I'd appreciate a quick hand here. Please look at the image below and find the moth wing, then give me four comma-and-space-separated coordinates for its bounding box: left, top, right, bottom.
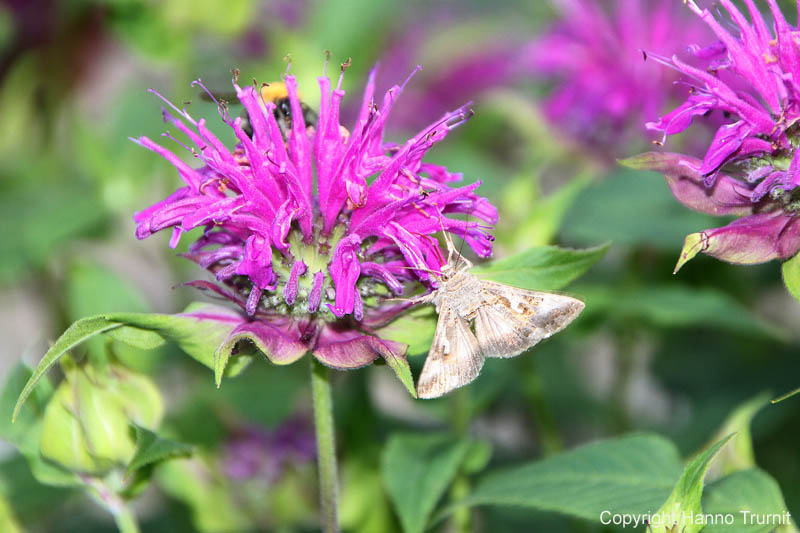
417, 306, 484, 399
474, 281, 584, 359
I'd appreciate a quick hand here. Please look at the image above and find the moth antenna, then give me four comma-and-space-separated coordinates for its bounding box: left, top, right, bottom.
437, 213, 456, 263
454, 214, 471, 269
393, 265, 440, 276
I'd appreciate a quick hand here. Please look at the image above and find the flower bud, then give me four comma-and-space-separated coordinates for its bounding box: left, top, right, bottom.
39, 362, 163, 475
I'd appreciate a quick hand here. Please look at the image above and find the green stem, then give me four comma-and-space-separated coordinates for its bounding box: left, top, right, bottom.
112, 504, 141, 533
81, 476, 140, 533
310, 358, 339, 533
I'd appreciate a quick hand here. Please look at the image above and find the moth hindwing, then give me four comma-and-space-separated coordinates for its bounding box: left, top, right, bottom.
416, 262, 584, 399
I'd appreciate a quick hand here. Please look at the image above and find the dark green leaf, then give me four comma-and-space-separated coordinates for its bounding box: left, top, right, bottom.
125, 425, 193, 478
771, 386, 800, 403
459, 433, 682, 520
576, 284, 785, 338
382, 433, 472, 533
562, 168, 719, 249
471, 243, 610, 291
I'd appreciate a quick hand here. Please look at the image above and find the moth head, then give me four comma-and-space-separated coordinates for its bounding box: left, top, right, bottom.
439, 263, 456, 281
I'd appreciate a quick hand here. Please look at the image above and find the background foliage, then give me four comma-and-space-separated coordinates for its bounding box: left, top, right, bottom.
0, 0, 798, 531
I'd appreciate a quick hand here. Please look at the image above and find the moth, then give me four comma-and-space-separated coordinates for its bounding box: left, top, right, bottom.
409, 234, 585, 399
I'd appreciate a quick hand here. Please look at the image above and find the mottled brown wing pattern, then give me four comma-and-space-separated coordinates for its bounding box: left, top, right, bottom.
417, 307, 484, 399
474, 281, 584, 359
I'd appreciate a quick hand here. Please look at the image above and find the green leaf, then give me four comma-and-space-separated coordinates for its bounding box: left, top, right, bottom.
106, 326, 166, 350
1, 365, 80, 487
125, 425, 193, 478
13, 303, 251, 421
108, 303, 250, 375
382, 433, 472, 533
499, 173, 592, 249
772, 386, 800, 403
470, 243, 610, 291
576, 284, 785, 338
381, 349, 417, 399
12, 316, 121, 422
378, 306, 438, 358
561, 168, 719, 249
781, 252, 800, 303
0, 183, 107, 284
649, 434, 734, 533
156, 458, 253, 532
702, 469, 796, 533
458, 433, 682, 520
0, 364, 53, 451
708, 393, 769, 476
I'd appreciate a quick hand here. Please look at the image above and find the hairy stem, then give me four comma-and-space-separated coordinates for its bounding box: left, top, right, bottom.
310, 358, 339, 533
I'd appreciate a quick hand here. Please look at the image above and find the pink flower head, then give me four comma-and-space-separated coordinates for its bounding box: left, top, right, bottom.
637, 1, 800, 270
525, 0, 713, 154
132, 63, 497, 371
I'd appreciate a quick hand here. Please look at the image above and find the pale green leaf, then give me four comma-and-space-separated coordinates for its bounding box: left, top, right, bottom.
12, 317, 121, 422
707, 393, 769, 476
381, 350, 417, 399
378, 306, 437, 358
382, 433, 472, 533
649, 434, 734, 533
782, 252, 800, 303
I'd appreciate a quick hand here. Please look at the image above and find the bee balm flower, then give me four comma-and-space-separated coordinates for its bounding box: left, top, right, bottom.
525, 0, 713, 155
635, 0, 800, 270
132, 64, 497, 373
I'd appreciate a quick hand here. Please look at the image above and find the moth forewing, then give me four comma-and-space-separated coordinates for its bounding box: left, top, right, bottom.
474, 281, 584, 359
416, 307, 484, 399
414, 231, 584, 398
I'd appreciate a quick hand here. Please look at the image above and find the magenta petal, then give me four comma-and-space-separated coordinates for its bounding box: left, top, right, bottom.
622, 152, 753, 216
328, 234, 362, 317
221, 320, 308, 365
682, 212, 800, 267
313, 326, 406, 369
700, 121, 752, 176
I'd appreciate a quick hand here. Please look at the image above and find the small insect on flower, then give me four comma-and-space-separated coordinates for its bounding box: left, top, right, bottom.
408, 229, 584, 399
200, 68, 319, 140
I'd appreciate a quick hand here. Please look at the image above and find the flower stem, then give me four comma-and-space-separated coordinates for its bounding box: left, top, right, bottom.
81, 475, 140, 533
449, 388, 472, 532
112, 504, 141, 533
310, 357, 339, 533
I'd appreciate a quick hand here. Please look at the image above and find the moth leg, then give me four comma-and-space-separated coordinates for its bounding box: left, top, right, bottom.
385, 292, 434, 305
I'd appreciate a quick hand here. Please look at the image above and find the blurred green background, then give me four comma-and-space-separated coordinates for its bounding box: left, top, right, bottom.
0, 0, 798, 531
